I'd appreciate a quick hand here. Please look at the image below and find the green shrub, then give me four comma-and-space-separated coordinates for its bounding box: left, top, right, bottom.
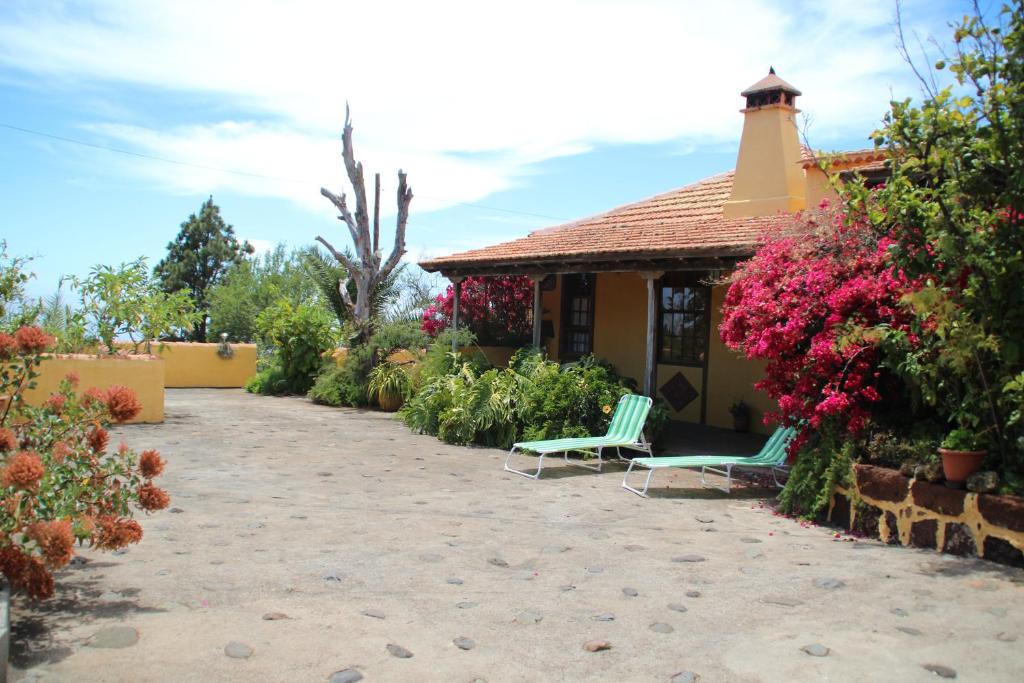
244, 363, 289, 396
308, 357, 370, 407
401, 348, 642, 450
307, 320, 429, 407
249, 300, 336, 395
778, 428, 854, 518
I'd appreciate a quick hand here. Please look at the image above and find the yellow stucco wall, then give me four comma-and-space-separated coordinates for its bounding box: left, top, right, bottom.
153, 342, 257, 388
592, 272, 647, 385
705, 283, 775, 435
542, 277, 562, 360
531, 273, 776, 433
23, 354, 165, 423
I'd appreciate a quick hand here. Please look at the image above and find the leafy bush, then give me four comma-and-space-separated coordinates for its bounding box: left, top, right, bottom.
307, 321, 428, 408
68, 258, 199, 353
401, 348, 643, 450
308, 356, 370, 407
249, 300, 337, 395
0, 326, 170, 599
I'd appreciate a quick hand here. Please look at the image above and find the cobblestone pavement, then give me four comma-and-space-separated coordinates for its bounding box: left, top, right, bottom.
8, 389, 1024, 682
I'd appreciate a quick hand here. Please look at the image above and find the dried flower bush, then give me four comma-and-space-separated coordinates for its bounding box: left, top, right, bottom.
0, 326, 169, 598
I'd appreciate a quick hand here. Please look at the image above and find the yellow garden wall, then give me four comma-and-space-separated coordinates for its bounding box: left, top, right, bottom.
152, 342, 257, 388
23, 354, 165, 423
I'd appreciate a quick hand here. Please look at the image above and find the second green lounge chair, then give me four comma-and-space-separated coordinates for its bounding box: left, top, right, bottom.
621, 426, 796, 496
504, 393, 653, 479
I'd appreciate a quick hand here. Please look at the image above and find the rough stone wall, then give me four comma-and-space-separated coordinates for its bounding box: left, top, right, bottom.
826, 464, 1024, 567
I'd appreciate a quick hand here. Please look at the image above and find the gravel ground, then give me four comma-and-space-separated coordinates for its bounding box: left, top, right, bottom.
7, 389, 1024, 682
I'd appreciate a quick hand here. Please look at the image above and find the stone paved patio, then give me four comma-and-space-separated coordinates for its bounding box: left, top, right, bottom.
8, 389, 1024, 682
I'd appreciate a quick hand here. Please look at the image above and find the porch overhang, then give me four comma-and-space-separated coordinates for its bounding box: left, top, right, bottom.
420, 248, 751, 279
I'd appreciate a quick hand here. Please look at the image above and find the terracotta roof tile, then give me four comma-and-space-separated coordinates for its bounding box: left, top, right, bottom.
419, 147, 891, 273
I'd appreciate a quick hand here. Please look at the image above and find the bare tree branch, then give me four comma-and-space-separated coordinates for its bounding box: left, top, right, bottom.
319, 187, 361, 248
318, 108, 414, 332
381, 169, 412, 278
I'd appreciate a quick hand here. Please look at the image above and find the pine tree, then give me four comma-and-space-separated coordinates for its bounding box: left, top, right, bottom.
155, 197, 253, 341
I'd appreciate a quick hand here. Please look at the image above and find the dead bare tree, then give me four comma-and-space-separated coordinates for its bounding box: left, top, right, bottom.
316, 106, 413, 340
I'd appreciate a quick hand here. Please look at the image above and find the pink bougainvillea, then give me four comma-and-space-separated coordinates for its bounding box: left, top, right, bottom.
422, 275, 534, 345
719, 207, 918, 455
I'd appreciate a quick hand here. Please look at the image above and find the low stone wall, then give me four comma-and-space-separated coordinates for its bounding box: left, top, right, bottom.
23, 354, 164, 423
152, 342, 257, 388
826, 464, 1024, 567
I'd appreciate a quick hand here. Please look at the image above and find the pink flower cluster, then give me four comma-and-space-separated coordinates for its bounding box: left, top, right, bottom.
719, 209, 917, 455
422, 276, 534, 344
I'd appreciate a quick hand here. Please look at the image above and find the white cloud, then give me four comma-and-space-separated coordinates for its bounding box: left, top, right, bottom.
0, 0, 950, 215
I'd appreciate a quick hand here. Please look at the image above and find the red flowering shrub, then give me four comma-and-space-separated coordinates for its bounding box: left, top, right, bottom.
720, 207, 917, 457
422, 276, 534, 345
0, 325, 170, 599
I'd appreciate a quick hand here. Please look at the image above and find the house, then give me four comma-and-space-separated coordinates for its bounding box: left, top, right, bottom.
419, 70, 886, 435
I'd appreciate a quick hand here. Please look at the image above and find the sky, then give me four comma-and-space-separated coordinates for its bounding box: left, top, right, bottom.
0, 0, 967, 299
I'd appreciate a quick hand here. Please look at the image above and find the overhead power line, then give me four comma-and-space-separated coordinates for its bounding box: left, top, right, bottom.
0, 121, 569, 223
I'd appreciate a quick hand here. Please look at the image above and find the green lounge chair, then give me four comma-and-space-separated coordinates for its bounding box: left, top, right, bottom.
621, 426, 796, 496
504, 393, 653, 479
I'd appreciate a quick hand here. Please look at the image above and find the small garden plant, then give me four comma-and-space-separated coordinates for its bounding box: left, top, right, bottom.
0, 326, 170, 599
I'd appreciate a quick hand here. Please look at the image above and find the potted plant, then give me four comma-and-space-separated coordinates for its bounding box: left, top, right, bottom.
367, 361, 412, 412
728, 400, 751, 432
939, 428, 987, 488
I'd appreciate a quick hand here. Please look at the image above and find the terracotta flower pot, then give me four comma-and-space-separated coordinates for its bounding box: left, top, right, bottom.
377, 392, 404, 413
939, 448, 986, 488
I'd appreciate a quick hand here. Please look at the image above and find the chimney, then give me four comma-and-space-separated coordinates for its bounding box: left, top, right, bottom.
721, 67, 806, 219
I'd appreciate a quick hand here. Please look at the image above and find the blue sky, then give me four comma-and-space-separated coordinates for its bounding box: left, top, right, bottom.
0, 0, 966, 299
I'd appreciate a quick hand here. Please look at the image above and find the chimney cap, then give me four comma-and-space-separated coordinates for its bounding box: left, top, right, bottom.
741, 68, 802, 97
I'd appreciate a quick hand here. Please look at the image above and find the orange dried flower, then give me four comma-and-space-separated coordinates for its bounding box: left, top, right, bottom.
46, 393, 66, 414
0, 332, 17, 360
87, 427, 109, 454
0, 546, 55, 600
93, 515, 143, 550
104, 385, 142, 423
0, 428, 16, 452
52, 441, 73, 463
2, 451, 45, 489
15, 326, 55, 354
27, 520, 75, 569
82, 387, 105, 408
138, 482, 170, 511
117, 442, 129, 455
64, 371, 80, 386
139, 450, 165, 478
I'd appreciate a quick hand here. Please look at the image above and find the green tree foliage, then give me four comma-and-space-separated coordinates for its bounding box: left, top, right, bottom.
154, 197, 253, 341
0, 240, 34, 327
300, 248, 405, 331
206, 244, 319, 343
69, 258, 199, 354
850, 2, 1024, 487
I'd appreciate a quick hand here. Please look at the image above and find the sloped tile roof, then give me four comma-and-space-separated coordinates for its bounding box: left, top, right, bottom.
419, 149, 889, 274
